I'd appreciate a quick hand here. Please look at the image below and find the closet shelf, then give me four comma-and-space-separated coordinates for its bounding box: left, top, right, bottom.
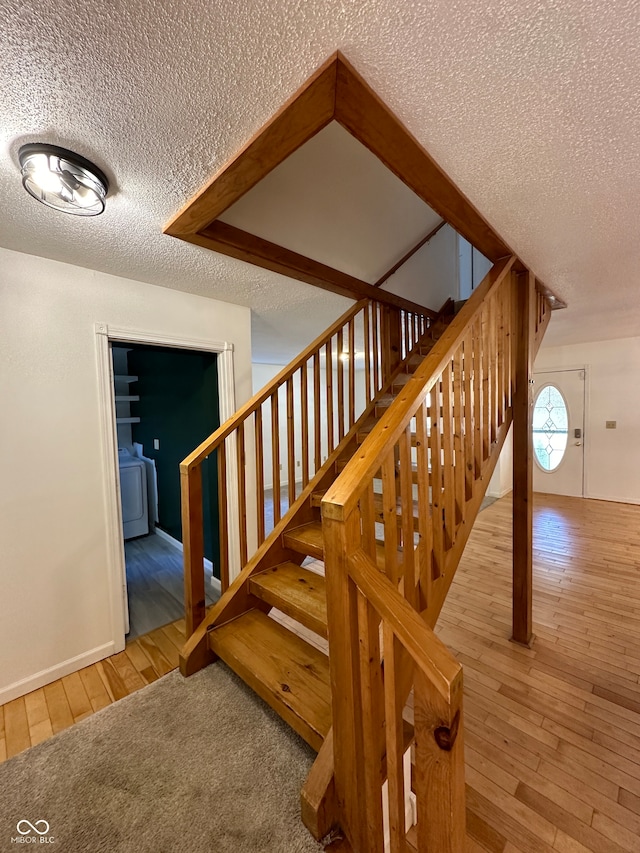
116, 417, 141, 424
114, 375, 138, 383
115, 395, 140, 402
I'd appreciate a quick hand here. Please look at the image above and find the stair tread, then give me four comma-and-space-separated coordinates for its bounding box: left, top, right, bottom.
249, 562, 327, 638
283, 521, 325, 559
283, 521, 401, 572
392, 372, 413, 388
209, 609, 331, 751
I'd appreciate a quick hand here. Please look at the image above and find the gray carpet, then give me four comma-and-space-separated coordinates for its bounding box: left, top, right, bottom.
0, 665, 324, 852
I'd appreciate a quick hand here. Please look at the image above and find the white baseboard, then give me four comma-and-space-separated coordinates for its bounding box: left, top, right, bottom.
486, 486, 512, 499
584, 493, 640, 506
0, 642, 117, 705
153, 527, 222, 595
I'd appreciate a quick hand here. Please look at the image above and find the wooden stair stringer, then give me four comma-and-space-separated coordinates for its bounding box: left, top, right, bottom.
425, 409, 514, 629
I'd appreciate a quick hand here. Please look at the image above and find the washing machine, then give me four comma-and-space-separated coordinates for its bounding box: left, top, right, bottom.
118, 448, 149, 539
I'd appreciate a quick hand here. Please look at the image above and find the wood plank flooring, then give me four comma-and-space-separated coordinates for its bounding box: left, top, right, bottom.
125, 531, 218, 638
0, 618, 186, 764
435, 493, 640, 853
2, 493, 640, 853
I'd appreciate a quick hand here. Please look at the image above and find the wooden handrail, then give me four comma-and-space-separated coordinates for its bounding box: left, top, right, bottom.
182, 288, 440, 471
373, 220, 446, 288
347, 549, 465, 852
182, 299, 367, 470
348, 549, 461, 700
180, 292, 439, 636
322, 254, 517, 522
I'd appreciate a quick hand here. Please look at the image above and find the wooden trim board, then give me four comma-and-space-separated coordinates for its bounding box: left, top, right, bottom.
163, 52, 564, 308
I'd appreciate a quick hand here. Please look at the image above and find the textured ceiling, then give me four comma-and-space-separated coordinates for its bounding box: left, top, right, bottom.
1, 0, 639, 362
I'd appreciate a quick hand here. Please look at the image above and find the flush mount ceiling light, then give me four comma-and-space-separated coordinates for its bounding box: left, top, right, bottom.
18, 143, 109, 216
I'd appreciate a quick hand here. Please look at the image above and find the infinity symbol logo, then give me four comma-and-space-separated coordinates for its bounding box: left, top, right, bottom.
16, 820, 50, 836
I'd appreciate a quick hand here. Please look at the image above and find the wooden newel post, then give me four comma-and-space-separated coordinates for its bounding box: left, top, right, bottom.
323, 508, 367, 852
512, 270, 535, 645
414, 666, 465, 852
181, 463, 206, 638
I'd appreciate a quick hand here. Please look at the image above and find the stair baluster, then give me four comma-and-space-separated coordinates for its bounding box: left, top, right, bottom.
180, 297, 437, 637
319, 256, 556, 851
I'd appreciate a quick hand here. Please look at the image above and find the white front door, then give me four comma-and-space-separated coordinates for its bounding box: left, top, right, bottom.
532, 369, 586, 497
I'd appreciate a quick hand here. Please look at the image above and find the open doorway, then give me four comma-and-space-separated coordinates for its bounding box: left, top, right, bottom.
111, 342, 221, 639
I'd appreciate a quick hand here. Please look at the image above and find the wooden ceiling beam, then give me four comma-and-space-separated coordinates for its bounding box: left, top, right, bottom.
195, 220, 438, 318
164, 51, 565, 310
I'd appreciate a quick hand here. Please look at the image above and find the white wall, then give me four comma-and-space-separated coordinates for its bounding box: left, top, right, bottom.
535, 336, 640, 504
487, 427, 513, 499
0, 247, 252, 702
488, 337, 640, 504
381, 224, 458, 312
457, 235, 492, 300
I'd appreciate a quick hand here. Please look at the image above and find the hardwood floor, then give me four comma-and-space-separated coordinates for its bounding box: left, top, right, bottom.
435, 493, 640, 853
125, 531, 218, 638
0, 618, 186, 764
2, 494, 640, 853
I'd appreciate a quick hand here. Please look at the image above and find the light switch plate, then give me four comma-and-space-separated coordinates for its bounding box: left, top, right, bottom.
153, 438, 160, 449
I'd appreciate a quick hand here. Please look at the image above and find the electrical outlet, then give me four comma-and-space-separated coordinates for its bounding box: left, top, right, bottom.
279, 464, 283, 470
606, 421, 617, 429
153, 438, 160, 450
296, 460, 301, 467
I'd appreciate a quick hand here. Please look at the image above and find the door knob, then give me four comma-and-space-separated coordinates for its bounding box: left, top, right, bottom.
575, 441, 582, 446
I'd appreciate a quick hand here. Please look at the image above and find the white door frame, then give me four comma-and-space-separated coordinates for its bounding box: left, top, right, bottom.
95, 322, 237, 651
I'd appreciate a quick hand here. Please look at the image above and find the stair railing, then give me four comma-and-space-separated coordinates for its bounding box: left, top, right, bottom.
321, 256, 522, 852
534, 281, 553, 355
180, 295, 438, 637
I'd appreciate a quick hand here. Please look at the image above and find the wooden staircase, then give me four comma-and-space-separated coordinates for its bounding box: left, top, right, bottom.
187, 319, 451, 755
177, 266, 555, 853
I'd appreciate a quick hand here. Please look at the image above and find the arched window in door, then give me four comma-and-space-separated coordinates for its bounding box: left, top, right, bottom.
532, 384, 568, 471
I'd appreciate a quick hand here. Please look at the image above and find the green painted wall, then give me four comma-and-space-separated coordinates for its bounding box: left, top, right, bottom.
129, 345, 220, 575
